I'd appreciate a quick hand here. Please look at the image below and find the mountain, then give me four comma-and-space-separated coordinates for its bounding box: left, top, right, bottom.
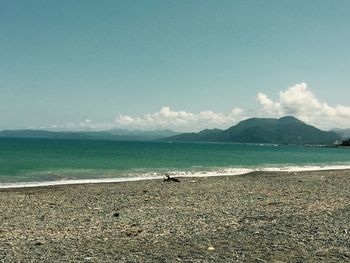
166, 128, 224, 142
107, 129, 178, 138
0, 130, 91, 140
331, 128, 350, 139
165, 116, 340, 145
0, 129, 179, 141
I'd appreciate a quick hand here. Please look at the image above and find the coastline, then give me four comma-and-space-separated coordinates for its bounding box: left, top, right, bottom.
1, 164, 350, 189
1, 169, 350, 262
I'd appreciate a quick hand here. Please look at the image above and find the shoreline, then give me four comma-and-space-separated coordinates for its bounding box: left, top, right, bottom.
1, 164, 350, 190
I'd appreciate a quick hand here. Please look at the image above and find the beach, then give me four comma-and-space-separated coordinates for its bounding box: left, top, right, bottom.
1, 170, 350, 262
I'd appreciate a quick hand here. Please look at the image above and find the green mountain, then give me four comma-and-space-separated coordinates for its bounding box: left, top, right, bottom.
0, 129, 179, 141
165, 116, 340, 145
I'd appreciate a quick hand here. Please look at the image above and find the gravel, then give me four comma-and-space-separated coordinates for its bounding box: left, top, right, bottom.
1, 170, 350, 262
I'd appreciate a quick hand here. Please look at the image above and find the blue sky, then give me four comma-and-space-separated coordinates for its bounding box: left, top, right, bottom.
1, 0, 350, 131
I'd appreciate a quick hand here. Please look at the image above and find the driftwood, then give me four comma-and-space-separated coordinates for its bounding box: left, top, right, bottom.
163, 174, 180, 183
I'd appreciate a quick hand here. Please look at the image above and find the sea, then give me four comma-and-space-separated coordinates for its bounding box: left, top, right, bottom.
0, 138, 349, 188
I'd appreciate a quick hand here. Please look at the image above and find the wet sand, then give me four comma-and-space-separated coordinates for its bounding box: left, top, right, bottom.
1, 170, 350, 262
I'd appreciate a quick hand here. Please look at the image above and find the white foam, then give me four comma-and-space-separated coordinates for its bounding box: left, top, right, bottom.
261, 164, 350, 172
0, 176, 163, 189
1, 164, 350, 189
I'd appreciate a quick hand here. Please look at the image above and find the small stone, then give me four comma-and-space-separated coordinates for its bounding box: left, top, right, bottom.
208, 246, 215, 251
113, 212, 120, 217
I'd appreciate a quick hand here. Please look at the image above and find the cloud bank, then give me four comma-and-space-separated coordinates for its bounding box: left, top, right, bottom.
50, 83, 350, 131
257, 82, 350, 130
49, 107, 246, 132
115, 107, 246, 132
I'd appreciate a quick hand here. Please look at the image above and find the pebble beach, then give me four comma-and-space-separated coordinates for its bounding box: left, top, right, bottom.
1, 170, 350, 262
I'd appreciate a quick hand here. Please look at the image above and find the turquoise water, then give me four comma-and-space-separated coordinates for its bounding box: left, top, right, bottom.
0, 138, 349, 184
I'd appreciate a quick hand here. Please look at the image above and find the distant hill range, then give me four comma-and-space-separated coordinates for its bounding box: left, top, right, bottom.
0, 129, 179, 141
165, 116, 341, 145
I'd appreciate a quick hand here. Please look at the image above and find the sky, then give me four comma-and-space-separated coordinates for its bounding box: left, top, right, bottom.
1, 0, 350, 131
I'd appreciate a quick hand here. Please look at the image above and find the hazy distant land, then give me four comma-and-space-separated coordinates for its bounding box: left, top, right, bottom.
0, 129, 179, 141
0, 116, 347, 146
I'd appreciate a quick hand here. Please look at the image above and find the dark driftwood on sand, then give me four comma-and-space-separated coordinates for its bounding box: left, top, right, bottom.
163, 174, 180, 182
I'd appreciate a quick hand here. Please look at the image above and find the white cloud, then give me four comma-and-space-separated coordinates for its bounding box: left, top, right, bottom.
48, 107, 246, 132
257, 82, 350, 129
115, 106, 246, 132
48, 82, 350, 132
49, 120, 116, 131
256, 92, 281, 115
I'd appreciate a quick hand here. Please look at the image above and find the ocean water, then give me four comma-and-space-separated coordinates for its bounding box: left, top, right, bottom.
0, 138, 349, 187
